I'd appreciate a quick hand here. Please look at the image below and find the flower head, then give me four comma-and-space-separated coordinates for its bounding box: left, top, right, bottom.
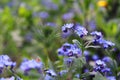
39, 11, 49, 19
94, 60, 110, 73
62, 23, 88, 38
62, 23, 74, 33
57, 43, 82, 57
64, 58, 74, 67
62, 12, 74, 20
107, 76, 116, 80
91, 31, 115, 49
20, 58, 44, 75
58, 70, 68, 76
45, 69, 57, 77
0, 55, 16, 74
102, 56, 112, 63
74, 24, 88, 37
0, 76, 15, 80
90, 31, 103, 39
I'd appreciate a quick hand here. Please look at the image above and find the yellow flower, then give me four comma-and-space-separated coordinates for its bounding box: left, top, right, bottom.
97, 0, 108, 7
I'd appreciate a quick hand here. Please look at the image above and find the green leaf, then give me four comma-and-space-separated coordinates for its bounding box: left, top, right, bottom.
93, 72, 107, 80
72, 39, 82, 48
73, 57, 86, 68
73, 78, 80, 80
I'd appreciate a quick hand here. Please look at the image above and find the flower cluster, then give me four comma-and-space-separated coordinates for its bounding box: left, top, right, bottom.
90, 31, 115, 49
58, 43, 82, 57
0, 76, 15, 80
62, 23, 88, 38
20, 58, 44, 75
58, 43, 82, 67
94, 60, 110, 73
0, 55, 16, 74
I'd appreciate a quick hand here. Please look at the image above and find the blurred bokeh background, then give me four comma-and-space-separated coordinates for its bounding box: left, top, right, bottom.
0, 0, 120, 79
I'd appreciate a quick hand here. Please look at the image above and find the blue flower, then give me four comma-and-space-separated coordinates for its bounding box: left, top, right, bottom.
20, 58, 44, 75
39, 11, 49, 19
91, 31, 115, 49
88, 20, 96, 31
102, 56, 112, 63
90, 31, 103, 39
92, 54, 99, 61
45, 22, 56, 27
84, 50, 90, 56
44, 74, 55, 80
95, 60, 106, 67
62, 23, 88, 38
94, 60, 110, 74
0, 55, 16, 74
45, 69, 57, 77
102, 40, 115, 49
62, 12, 74, 20
41, 0, 58, 10
74, 73, 80, 78
94, 60, 106, 72
64, 58, 74, 67
0, 76, 15, 80
101, 68, 110, 73
57, 43, 82, 57
107, 76, 116, 80
58, 70, 68, 76
74, 24, 88, 38
62, 23, 74, 33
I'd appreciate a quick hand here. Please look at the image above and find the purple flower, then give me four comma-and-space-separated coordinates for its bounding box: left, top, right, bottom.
102, 57, 112, 63
64, 58, 74, 67
39, 11, 49, 19
58, 70, 68, 76
62, 23, 74, 32
94, 60, 106, 72
0, 64, 4, 74
95, 60, 106, 67
90, 31, 103, 39
45, 69, 57, 77
75, 74, 80, 78
41, 0, 58, 10
57, 43, 82, 57
107, 76, 116, 80
101, 68, 110, 73
83, 51, 90, 61
20, 58, 43, 75
88, 20, 96, 31
44, 74, 55, 80
92, 54, 99, 61
0, 76, 15, 80
102, 40, 115, 49
97, 39, 115, 49
62, 12, 74, 20
84, 69, 89, 73
45, 22, 56, 27
74, 24, 88, 38
62, 29, 72, 38
61, 23, 88, 38
0, 55, 16, 74
91, 31, 115, 49
61, 23, 74, 38
83, 50, 90, 56
94, 60, 110, 74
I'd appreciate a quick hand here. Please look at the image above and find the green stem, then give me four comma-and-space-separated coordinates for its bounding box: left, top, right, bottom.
6, 67, 21, 80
